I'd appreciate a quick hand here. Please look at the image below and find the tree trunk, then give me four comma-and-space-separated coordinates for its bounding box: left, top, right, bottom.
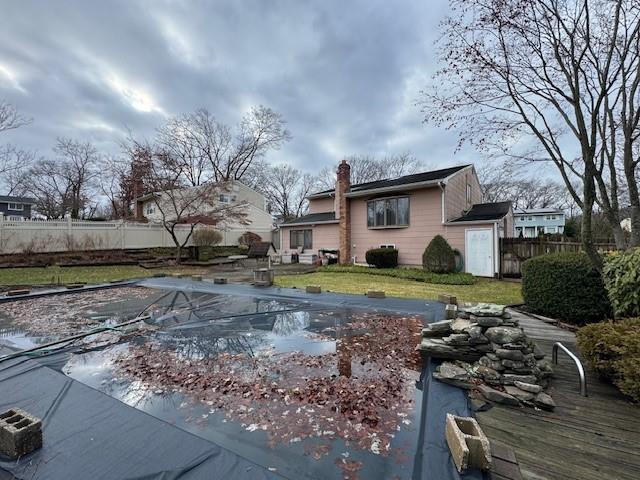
581, 171, 603, 271
175, 245, 182, 265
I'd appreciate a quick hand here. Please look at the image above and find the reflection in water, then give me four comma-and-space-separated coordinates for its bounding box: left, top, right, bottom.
1, 287, 427, 480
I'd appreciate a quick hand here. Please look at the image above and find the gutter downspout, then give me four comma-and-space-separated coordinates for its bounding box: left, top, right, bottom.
439, 182, 446, 224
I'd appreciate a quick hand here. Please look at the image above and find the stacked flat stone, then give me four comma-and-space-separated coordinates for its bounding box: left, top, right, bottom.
419, 303, 555, 410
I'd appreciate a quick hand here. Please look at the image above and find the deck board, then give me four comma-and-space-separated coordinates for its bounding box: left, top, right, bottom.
475, 310, 640, 480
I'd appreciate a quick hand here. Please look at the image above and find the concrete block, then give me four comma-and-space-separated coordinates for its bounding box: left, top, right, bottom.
6, 289, 30, 297
445, 414, 491, 473
367, 290, 385, 299
445, 304, 458, 319
191, 275, 203, 281
306, 285, 322, 294
213, 277, 227, 284
438, 293, 458, 305
0, 408, 43, 459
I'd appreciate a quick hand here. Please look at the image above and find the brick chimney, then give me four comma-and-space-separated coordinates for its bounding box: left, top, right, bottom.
335, 159, 351, 264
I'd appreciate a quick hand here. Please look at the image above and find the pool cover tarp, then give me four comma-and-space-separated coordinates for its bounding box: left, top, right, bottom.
0, 351, 277, 480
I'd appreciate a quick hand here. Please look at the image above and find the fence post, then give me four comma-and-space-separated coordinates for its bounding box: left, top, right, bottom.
120, 220, 126, 249
0, 213, 3, 253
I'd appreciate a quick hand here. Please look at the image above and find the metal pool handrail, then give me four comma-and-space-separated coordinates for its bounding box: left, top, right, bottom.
552, 342, 588, 397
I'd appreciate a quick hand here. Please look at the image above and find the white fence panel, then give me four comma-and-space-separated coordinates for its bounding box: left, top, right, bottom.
0, 215, 272, 254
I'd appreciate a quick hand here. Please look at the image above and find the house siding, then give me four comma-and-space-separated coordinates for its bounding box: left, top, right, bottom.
308, 197, 334, 214
444, 167, 483, 222
350, 187, 471, 265
0, 202, 32, 219
280, 223, 339, 251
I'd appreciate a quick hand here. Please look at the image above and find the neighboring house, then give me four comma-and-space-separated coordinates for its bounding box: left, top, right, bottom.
134, 180, 274, 240
513, 208, 565, 237
278, 161, 513, 277
0, 195, 36, 220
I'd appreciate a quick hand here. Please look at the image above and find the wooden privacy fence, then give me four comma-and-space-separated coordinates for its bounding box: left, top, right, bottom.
499, 237, 617, 278
0, 215, 272, 255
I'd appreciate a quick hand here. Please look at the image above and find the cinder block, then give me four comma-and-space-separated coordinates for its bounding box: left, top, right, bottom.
445, 303, 458, 319
306, 285, 321, 294
367, 290, 385, 299
438, 293, 458, 305
6, 289, 30, 297
213, 277, 227, 285
445, 414, 491, 473
0, 408, 43, 459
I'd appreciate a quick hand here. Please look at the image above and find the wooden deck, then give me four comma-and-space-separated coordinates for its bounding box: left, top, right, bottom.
476, 310, 640, 480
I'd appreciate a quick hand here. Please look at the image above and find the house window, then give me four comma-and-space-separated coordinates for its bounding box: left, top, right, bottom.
219, 194, 231, 203
7, 203, 23, 211
290, 229, 312, 250
466, 184, 472, 204
546, 215, 551, 220
519, 216, 525, 221
551, 215, 556, 220
367, 196, 409, 228
527, 216, 533, 221
146, 205, 155, 215
380, 244, 396, 249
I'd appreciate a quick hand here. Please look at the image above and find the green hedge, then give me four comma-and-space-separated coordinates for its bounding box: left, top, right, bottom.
318, 264, 475, 285
603, 248, 640, 318
521, 251, 611, 325
423, 235, 455, 273
365, 248, 399, 268
577, 318, 640, 402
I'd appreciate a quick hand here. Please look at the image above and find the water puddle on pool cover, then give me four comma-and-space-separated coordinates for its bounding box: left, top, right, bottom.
0, 287, 429, 480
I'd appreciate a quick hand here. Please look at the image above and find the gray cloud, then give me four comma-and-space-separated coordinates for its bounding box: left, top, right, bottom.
0, 0, 483, 173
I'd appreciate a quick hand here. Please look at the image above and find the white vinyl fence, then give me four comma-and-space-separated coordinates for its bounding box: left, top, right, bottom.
0, 215, 272, 255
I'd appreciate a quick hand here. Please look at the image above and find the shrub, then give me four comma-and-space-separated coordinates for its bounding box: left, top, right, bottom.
603, 248, 640, 318
193, 228, 223, 247
365, 248, 398, 268
521, 251, 611, 325
238, 231, 262, 247
422, 235, 455, 273
577, 318, 640, 401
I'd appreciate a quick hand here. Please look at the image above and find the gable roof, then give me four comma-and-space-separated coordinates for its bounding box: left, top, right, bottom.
279, 211, 337, 226
0, 195, 36, 204
308, 164, 472, 199
449, 201, 513, 223
514, 208, 563, 215
247, 241, 276, 258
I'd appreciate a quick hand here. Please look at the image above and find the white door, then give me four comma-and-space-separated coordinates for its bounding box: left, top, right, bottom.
465, 228, 494, 277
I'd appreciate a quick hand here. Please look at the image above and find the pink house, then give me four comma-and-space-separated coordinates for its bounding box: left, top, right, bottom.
278, 161, 513, 277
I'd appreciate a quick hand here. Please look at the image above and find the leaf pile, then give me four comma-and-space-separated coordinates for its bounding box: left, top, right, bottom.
113, 312, 425, 478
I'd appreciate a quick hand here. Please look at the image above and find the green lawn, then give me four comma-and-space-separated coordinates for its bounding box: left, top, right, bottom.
0, 265, 208, 286
275, 272, 523, 305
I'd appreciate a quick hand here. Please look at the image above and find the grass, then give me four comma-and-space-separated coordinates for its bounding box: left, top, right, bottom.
0, 265, 208, 286
275, 272, 523, 305
318, 264, 475, 285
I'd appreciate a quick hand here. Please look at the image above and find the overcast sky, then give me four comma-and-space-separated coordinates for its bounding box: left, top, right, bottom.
0, 0, 487, 173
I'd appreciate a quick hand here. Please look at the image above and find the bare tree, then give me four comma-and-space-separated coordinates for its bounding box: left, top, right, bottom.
422, 0, 640, 269
0, 101, 32, 191
479, 162, 578, 213
0, 100, 30, 134
129, 141, 249, 263
52, 138, 100, 218
316, 152, 424, 190
156, 106, 291, 187
0, 145, 34, 195
261, 164, 318, 221
28, 138, 100, 218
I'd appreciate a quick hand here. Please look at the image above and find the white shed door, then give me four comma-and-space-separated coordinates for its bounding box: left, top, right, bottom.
465, 228, 494, 277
